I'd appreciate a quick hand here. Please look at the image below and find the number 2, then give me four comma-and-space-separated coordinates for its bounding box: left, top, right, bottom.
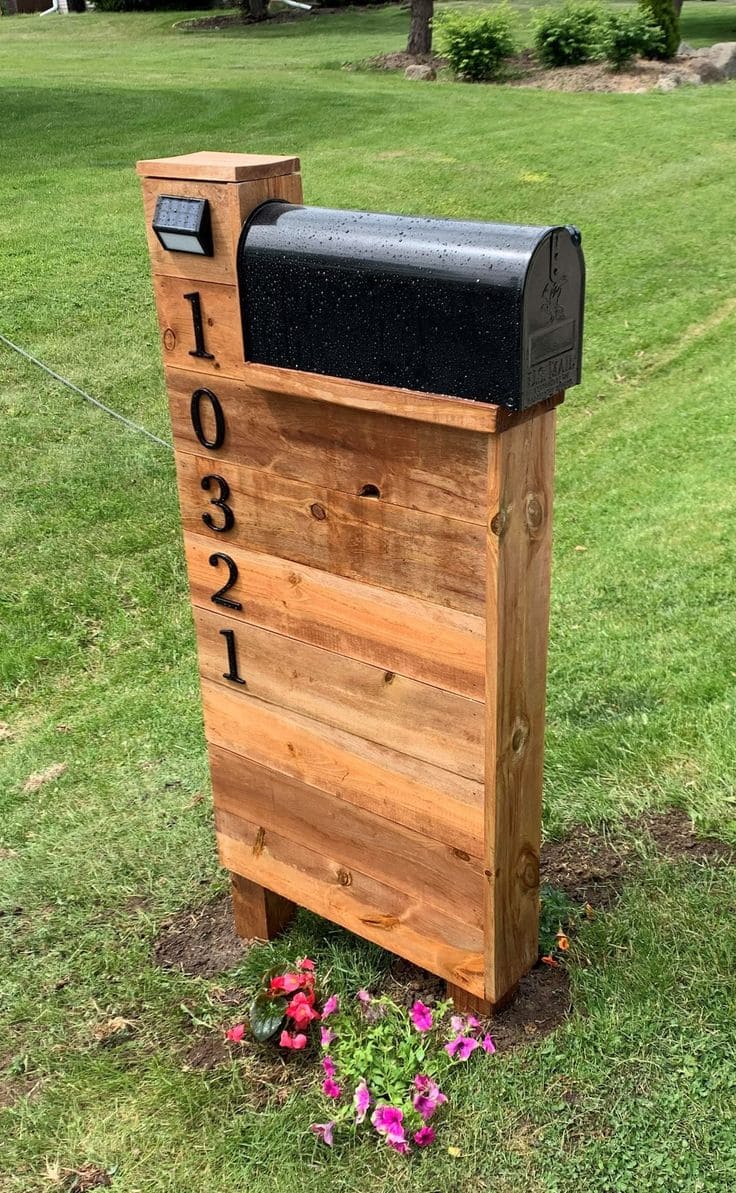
208, 552, 242, 610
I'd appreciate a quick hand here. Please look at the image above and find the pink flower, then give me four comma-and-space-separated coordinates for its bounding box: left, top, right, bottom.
387, 1139, 409, 1155
322, 994, 340, 1018
279, 1030, 308, 1050
298, 957, 316, 972
285, 991, 320, 1030
356, 989, 371, 1004
322, 1077, 341, 1099
310, 1121, 335, 1146
371, 1104, 406, 1148
225, 1024, 245, 1043
413, 1125, 436, 1148
450, 1013, 480, 1034
320, 1026, 336, 1048
354, 1080, 371, 1123
410, 1000, 433, 1032
322, 1055, 336, 1078
481, 1033, 496, 1054
412, 1075, 447, 1120
269, 972, 303, 995
445, 1034, 480, 1061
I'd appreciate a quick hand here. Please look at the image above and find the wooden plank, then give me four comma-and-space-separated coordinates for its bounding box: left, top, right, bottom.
195, 607, 483, 781
484, 405, 556, 1005
141, 174, 303, 285
200, 679, 484, 859
211, 746, 485, 926
230, 872, 296, 940
216, 811, 485, 995
152, 278, 244, 380
136, 151, 300, 182
175, 449, 486, 615
184, 533, 485, 700
167, 367, 487, 523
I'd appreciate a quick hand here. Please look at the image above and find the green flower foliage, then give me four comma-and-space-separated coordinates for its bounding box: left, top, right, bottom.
532, 1, 604, 67
435, 6, 517, 82
599, 8, 665, 69
639, 0, 680, 59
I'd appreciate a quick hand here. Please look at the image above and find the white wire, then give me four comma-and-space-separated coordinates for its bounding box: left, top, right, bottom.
0, 332, 173, 452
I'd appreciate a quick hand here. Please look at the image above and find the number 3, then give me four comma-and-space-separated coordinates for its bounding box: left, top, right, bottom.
201, 474, 234, 532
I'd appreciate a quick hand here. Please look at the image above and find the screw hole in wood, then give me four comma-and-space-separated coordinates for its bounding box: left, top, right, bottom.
358, 483, 381, 498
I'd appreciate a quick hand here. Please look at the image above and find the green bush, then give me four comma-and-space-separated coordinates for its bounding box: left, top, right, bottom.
599, 8, 664, 68
639, 0, 680, 58
435, 6, 516, 82
532, 1, 603, 67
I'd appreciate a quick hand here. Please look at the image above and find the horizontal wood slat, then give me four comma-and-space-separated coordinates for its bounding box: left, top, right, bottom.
216, 811, 485, 995
210, 746, 485, 927
195, 607, 483, 781
167, 368, 487, 523
184, 533, 485, 700
176, 449, 486, 615
200, 679, 484, 859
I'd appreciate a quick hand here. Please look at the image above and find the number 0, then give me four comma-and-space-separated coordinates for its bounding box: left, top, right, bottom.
191, 388, 225, 450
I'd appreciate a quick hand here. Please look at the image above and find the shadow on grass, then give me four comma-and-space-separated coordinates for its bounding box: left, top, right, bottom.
680, 3, 736, 44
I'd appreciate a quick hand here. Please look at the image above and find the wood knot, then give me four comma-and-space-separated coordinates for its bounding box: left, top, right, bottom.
383, 671, 395, 685
525, 491, 545, 538
310, 502, 327, 521
163, 328, 176, 351
511, 717, 530, 755
490, 507, 509, 537
516, 845, 540, 892
336, 868, 352, 887
452, 848, 471, 862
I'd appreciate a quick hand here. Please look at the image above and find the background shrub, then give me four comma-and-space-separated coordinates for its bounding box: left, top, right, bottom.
435, 6, 516, 81
93, 0, 212, 10
639, 0, 680, 58
599, 8, 664, 68
532, 1, 603, 67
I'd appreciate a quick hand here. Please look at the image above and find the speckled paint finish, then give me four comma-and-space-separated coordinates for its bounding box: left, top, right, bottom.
238, 202, 584, 409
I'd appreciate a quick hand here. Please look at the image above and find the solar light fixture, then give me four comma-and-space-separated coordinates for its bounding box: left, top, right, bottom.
152, 195, 213, 256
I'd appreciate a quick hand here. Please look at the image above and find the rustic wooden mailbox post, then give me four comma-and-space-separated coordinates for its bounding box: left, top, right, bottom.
137, 150, 584, 1013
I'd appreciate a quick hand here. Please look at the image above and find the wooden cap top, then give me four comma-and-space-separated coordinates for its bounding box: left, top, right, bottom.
136, 151, 300, 182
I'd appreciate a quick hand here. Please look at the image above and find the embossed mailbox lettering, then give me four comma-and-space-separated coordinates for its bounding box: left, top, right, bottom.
137, 149, 585, 1012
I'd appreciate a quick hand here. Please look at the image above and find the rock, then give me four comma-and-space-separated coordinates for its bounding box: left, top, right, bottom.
655, 73, 682, 91
688, 51, 723, 82
404, 64, 436, 81
708, 41, 736, 79
677, 41, 695, 58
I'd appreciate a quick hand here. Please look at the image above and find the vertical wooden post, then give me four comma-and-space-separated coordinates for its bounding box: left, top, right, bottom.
484, 406, 556, 1007
137, 151, 303, 941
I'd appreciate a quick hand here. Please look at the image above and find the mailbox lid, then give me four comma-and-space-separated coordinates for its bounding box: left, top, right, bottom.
238, 202, 584, 409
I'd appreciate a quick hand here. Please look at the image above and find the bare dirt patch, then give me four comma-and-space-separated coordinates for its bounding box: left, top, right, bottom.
154, 894, 249, 978
506, 51, 678, 92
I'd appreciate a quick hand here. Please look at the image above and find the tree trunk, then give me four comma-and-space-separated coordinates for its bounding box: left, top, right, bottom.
407, 0, 433, 56
672, 0, 683, 15
4, 0, 19, 14
248, 0, 268, 21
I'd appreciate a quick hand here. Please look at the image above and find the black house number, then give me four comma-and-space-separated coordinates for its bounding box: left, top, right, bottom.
219, 628, 246, 685
184, 291, 214, 361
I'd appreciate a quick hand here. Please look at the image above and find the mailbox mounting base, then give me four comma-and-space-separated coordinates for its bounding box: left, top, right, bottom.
447, 981, 519, 1018
230, 873, 296, 942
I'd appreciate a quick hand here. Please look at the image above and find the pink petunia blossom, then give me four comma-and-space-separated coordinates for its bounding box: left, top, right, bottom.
279, 1030, 308, 1050
322, 1055, 336, 1078
450, 1013, 480, 1034
298, 957, 316, 972
371, 1104, 406, 1148
410, 1000, 433, 1032
445, 1034, 480, 1061
322, 994, 340, 1018
356, 989, 371, 1004
225, 1024, 245, 1043
412, 1075, 447, 1120
320, 1026, 336, 1049
413, 1126, 436, 1148
310, 1121, 335, 1146
322, 1077, 341, 1099
481, 1033, 496, 1054
354, 1080, 371, 1123
387, 1139, 409, 1155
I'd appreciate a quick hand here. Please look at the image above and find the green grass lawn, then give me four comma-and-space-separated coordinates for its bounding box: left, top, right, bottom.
2, 4, 736, 1190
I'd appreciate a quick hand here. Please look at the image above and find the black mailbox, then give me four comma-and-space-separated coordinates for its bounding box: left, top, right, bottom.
237, 201, 584, 410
